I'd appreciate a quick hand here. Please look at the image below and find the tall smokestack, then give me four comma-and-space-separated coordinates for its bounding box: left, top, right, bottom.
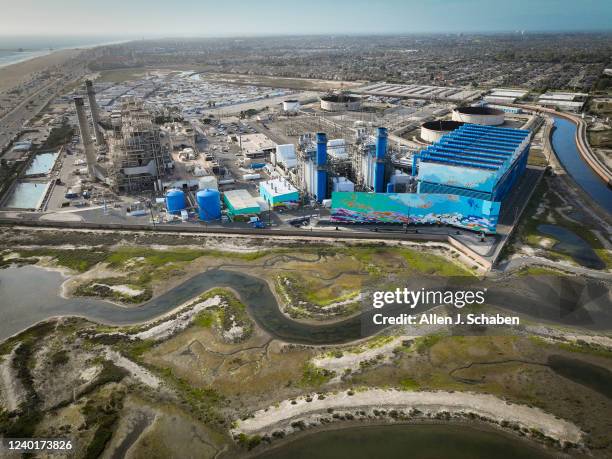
374, 127, 387, 193
316, 132, 327, 203
74, 97, 97, 178
85, 80, 104, 145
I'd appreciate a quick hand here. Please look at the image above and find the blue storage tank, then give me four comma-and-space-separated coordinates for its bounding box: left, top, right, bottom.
197, 188, 221, 221
166, 188, 186, 214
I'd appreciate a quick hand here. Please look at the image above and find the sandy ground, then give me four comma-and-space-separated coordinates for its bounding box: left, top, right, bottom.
133, 296, 222, 342
104, 349, 161, 389
0, 49, 81, 93
0, 346, 26, 411
234, 389, 583, 445
312, 336, 411, 382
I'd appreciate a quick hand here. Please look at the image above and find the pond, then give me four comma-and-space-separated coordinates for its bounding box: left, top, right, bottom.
3, 181, 50, 209
547, 355, 612, 399
537, 224, 605, 270
255, 424, 553, 459
24, 151, 58, 176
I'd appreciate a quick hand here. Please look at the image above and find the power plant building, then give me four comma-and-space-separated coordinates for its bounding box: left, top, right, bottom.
275, 144, 298, 169
109, 96, 169, 193
330, 124, 531, 234
259, 178, 299, 207
223, 189, 261, 217
414, 124, 531, 201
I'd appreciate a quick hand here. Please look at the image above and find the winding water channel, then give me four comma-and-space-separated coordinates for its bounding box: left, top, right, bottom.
0, 265, 610, 343
550, 116, 612, 213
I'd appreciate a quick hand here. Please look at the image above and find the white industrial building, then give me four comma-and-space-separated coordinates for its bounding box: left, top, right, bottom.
537, 92, 586, 112
275, 144, 298, 169
332, 176, 355, 192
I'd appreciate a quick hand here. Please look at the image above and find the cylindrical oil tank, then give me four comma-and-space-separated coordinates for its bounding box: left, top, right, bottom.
420, 120, 464, 143
320, 94, 361, 112
452, 106, 504, 126
196, 188, 221, 221
282, 99, 300, 112
166, 188, 186, 214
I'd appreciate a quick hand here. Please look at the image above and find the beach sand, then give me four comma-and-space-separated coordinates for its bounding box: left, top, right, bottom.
0, 49, 82, 93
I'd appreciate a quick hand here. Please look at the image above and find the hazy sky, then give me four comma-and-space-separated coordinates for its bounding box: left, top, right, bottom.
1, 0, 611, 37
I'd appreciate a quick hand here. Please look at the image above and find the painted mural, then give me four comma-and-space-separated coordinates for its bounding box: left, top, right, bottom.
331, 192, 501, 233
417, 161, 501, 193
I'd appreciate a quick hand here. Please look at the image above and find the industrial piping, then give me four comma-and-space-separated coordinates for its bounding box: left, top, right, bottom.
73, 97, 97, 179
316, 132, 328, 202
85, 80, 104, 146
374, 127, 387, 193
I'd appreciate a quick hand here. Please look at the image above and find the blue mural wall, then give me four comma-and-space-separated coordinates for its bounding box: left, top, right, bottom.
331, 192, 501, 233
417, 161, 500, 193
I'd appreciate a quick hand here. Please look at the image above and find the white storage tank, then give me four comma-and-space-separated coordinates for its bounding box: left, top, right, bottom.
282, 99, 300, 113
452, 106, 505, 126
420, 121, 464, 143
320, 94, 361, 112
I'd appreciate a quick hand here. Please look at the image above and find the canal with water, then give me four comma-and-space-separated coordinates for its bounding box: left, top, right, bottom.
550, 116, 612, 214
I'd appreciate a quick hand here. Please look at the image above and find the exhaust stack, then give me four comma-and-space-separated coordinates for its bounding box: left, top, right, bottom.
85, 80, 104, 145
316, 132, 328, 203
74, 97, 97, 178
374, 127, 387, 193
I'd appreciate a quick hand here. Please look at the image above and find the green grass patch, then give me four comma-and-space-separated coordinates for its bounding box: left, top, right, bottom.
190, 289, 253, 341
517, 266, 567, 277
304, 289, 360, 307
398, 248, 473, 277
399, 378, 420, 391
18, 248, 108, 272
194, 310, 216, 328
414, 334, 444, 354
74, 278, 152, 304
530, 335, 612, 359
122, 339, 156, 361
105, 247, 206, 268
157, 367, 224, 424
299, 363, 335, 388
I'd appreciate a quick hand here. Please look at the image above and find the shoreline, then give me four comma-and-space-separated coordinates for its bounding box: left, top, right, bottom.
246, 419, 565, 459
0, 48, 82, 93
233, 388, 583, 449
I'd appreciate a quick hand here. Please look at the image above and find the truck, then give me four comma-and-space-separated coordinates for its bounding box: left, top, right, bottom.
249, 216, 265, 228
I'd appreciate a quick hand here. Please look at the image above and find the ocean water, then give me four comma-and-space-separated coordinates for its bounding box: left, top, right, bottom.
0, 35, 131, 68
